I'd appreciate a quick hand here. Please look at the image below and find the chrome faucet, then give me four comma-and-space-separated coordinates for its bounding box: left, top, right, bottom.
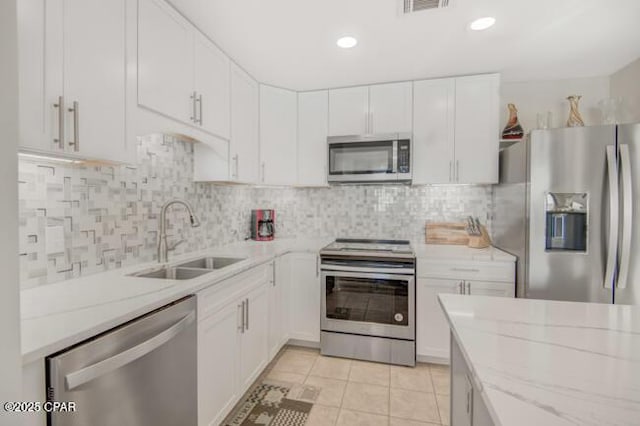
157, 199, 201, 263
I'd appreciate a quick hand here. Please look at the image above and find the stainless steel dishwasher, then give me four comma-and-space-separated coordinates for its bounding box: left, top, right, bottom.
46, 296, 197, 426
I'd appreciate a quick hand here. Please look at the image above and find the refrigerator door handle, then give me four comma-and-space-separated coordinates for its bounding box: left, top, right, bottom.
618, 144, 633, 289
604, 145, 619, 289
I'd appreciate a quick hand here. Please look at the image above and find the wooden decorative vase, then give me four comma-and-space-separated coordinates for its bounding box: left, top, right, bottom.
502, 103, 524, 140
566, 95, 585, 127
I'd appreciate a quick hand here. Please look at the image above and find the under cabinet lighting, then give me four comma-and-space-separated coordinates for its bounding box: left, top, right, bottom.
18, 152, 84, 164
470, 17, 496, 31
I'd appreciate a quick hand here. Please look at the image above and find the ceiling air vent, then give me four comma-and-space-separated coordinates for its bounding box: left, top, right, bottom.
404, 0, 451, 14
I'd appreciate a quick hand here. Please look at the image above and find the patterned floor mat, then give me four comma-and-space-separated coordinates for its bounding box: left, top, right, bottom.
224, 380, 319, 426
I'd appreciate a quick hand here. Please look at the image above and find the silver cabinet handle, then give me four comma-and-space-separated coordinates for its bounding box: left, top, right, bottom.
65, 312, 195, 390
272, 262, 276, 287
368, 112, 373, 134
197, 94, 203, 125
452, 267, 480, 273
235, 154, 239, 179
466, 282, 471, 295
54, 96, 65, 149
245, 298, 249, 331
238, 301, 245, 333
449, 161, 452, 183
604, 145, 619, 289
190, 91, 197, 123
68, 101, 79, 151
458, 282, 463, 294
618, 144, 633, 289
456, 160, 460, 182
261, 162, 266, 183
231, 154, 239, 179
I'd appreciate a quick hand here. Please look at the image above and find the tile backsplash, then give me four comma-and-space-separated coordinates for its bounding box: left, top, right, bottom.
19, 135, 492, 288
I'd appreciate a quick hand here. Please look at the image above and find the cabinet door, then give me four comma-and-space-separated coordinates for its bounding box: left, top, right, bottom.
259, 85, 297, 185
138, 0, 193, 124
63, 0, 129, 162
269, 257, 290, 358
412, 78, 455, 184
369, 82, 413, 134
194, 33, 230, 139
17, 0, 63, 153
467, 280, 514, 297
297, 91, 328, 186
416, 278, 462, 361
230, 64, 259, 183
328, 86, 369, 136
198, 301, 241, 426
454, 74, 500, 184
240, 283, 269, 391
289, 253, 321, 342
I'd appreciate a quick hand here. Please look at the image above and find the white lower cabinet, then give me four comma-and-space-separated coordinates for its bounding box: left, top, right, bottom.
239, 284, 269, 391
198, 299, 241, 426
416, 259, 515, 363
197, 265, 269, 426
288, 253, 321, 343
417, 278, 461, 361
269, 257, 290, 358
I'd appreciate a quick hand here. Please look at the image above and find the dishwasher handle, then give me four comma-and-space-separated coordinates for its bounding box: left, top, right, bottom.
65, 311, 195, 390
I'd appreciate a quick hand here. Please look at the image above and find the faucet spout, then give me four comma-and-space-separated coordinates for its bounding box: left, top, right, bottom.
157, 199, 200, 263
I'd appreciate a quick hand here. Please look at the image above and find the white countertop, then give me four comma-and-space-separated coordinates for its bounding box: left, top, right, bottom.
413, 243, 515, 262
20, 238, 332, 365
438, 294, 640, 426
20, 238, 513, 365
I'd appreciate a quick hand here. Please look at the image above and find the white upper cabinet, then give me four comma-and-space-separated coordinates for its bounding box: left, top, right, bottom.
328, 86, 369, 136
17, 0, 133, 163
297, 91, 329, 186
454, 74, 500, 184
229, 64, 259, 183
259, 85, 297, 185
138, 0, 231, 138
328, 82, 412, 136
413, 74, 499, 184
194, 32, 230, 139
369, 82, 413, 134
138, 0, 193, 125
413, 78, 455, 184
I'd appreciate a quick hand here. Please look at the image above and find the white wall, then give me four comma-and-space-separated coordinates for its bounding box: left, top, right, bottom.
500, 77, 610, 135
0, 0, 22, 416
610, 57, 640, 124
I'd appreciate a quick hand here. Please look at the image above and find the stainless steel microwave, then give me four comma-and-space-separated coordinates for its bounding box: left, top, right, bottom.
327, 133, 412, 184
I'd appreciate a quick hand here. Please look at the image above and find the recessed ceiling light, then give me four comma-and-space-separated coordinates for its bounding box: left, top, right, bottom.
470, 17, 496, 31
336, 36, 358, 49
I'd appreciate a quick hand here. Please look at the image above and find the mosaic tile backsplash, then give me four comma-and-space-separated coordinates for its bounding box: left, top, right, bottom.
18, 135, 492, 288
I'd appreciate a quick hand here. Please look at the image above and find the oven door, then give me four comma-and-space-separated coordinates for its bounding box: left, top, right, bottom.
321, 270, 415, 340
328, 139, 398, 182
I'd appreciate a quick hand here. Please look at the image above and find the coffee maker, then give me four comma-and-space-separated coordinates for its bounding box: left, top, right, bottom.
250, 209, 275, 241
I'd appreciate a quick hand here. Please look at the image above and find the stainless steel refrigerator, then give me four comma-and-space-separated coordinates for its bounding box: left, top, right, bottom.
493, 123, 640, 305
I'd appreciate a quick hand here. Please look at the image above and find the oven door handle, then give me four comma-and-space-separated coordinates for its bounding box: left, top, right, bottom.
321, 264, 414, 275
321, 270, 416, 281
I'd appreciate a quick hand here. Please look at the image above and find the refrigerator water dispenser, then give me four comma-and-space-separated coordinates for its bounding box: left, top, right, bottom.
545, 193, 588, 252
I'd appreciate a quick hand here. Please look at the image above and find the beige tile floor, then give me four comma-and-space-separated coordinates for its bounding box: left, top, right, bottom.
264, 346, 451, 426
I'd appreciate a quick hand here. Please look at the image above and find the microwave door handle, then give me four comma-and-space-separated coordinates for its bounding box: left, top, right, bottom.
618, 144, 633, 289
604, 145, 619, 289
392, 140, 398, 174
64, 312, 195, 390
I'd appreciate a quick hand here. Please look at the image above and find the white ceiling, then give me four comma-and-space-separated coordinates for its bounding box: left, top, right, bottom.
168, 0, 640, 91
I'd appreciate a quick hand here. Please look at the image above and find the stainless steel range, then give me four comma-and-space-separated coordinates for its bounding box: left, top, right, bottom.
320, 239, 416, 366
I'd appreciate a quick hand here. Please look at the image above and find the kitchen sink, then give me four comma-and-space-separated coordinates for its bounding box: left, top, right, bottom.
130, 266, 212, 280
176, 257, 245, 270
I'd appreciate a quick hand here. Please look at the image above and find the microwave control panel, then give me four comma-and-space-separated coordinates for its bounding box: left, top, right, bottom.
398, 140, 411, 173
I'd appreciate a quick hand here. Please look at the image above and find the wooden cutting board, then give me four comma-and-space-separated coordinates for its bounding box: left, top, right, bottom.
425, 222, 470, 245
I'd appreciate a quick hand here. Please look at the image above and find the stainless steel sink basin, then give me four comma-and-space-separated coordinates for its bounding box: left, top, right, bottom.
130, 266, 211, 280
176, 257, 245, 270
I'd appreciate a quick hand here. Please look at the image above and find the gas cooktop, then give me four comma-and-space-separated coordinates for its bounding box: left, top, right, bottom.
320, 238, 415, 258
